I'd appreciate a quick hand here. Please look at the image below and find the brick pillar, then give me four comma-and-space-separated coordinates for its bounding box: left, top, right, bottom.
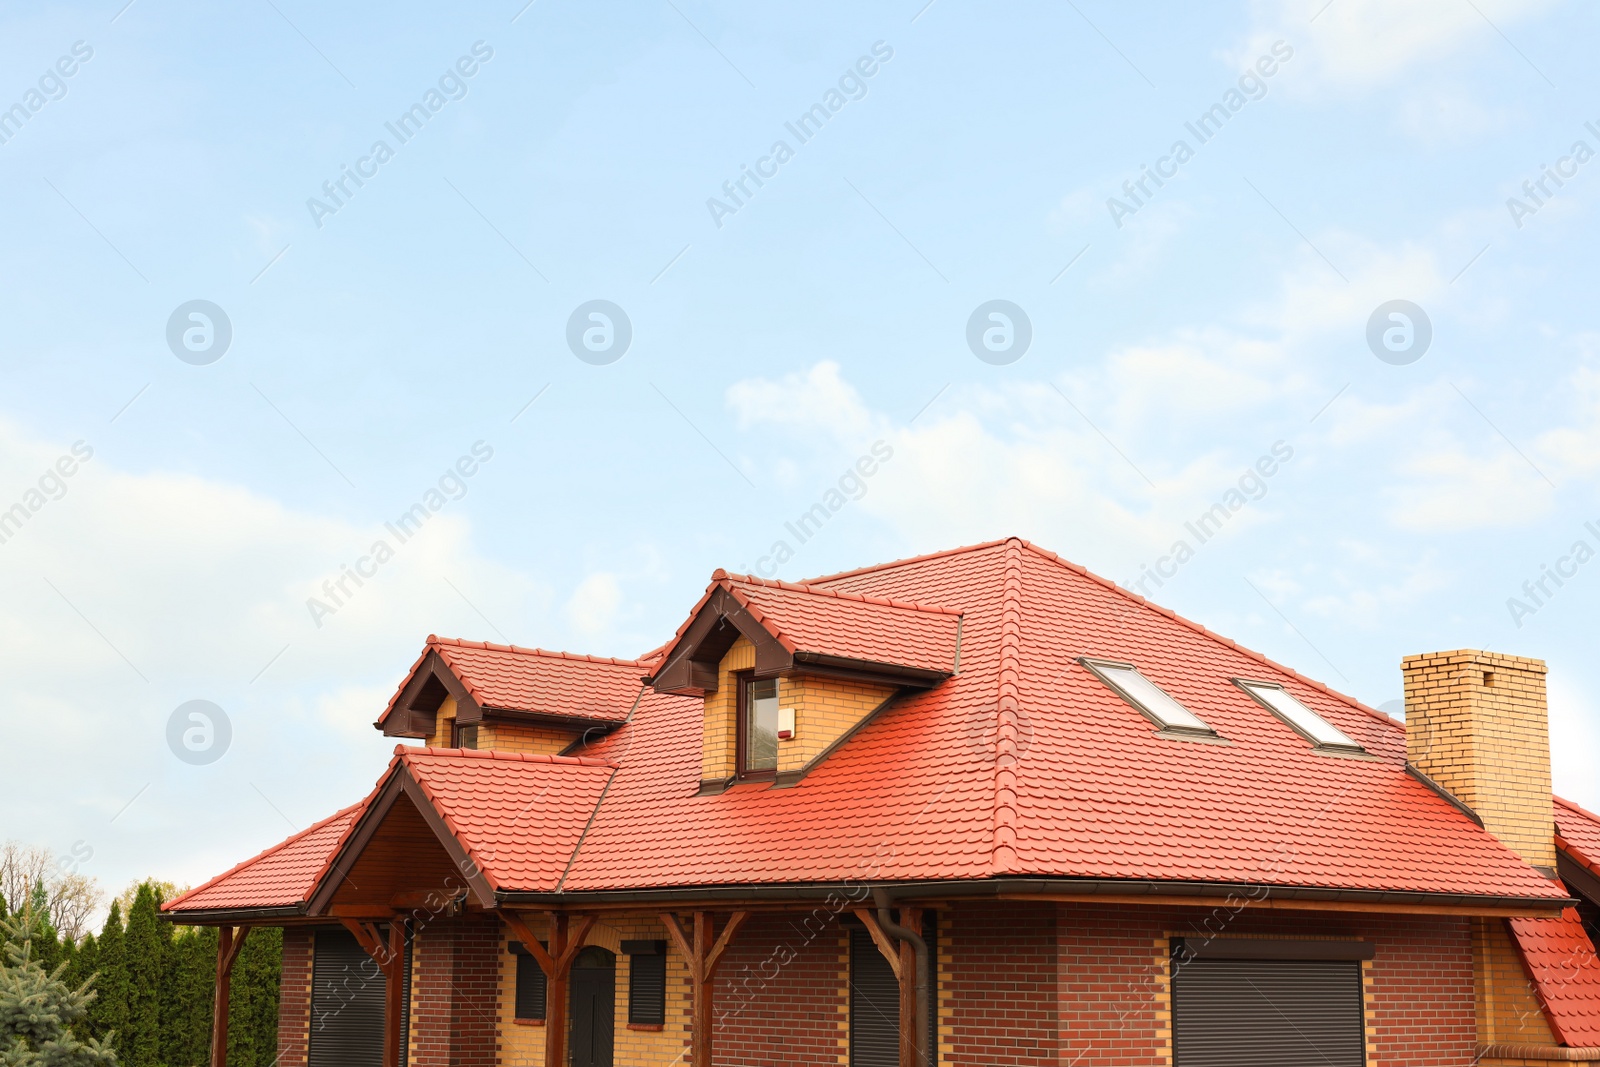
1402, 650, 1555, 870
410, 915, 501, 1067
275, 929, 314, 1067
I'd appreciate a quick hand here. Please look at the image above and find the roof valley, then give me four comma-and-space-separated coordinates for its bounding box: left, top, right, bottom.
991, 537, 1025, 875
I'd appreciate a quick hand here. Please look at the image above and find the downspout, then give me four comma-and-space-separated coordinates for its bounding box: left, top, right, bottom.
873, 887, 930, 1066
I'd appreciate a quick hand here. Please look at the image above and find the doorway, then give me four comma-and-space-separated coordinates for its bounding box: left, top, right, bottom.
569, 946, 615, 1067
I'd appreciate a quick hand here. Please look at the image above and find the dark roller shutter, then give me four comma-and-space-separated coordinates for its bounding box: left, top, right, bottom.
627, 949, 666, 1025
923, 912, 936, 1066
514, 951, 547, 1020
309, 928, 385, 1067
850, 926, 899, 1067
1172, 957, 1366, 1067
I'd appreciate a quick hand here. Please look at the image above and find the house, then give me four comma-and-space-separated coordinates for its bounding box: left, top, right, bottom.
164, 538, 1600, 1067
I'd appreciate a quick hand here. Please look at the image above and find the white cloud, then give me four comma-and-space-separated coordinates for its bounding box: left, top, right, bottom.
566, 571, 623, 636
1238, 0, 1561, 92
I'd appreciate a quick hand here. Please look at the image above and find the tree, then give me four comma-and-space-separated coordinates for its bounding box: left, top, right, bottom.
23, 884, 61, 978
85, 907, 125, 1056
159, 928, 212, 1067
0, 844, 103, 943
63, 937, 97, 1043
0, 903, 117, 1066
227, 928, 281, 1067
119, 888, 165, 1067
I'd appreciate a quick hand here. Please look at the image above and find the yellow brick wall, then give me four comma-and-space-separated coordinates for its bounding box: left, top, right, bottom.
702, 638, 756, 780
701, 636, 896, 781
421, 696, 576, 754
499, 914, 691, 1067
1401, 650, 1556, 869
1473, 917, 1557, 1048
777, 673, 897, 773
425, 696, 457, 747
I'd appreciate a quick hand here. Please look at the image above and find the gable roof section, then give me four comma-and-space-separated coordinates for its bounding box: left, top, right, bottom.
378, 636, 644, 735
649, 570, 961, 694
163, 803, 362, 916
302, 746, 619, 909
1508, 908, 1600, 1046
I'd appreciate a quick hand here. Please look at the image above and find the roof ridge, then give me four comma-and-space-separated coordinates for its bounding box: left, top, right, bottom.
1011, 539, 1405, 737
402, 745, 617, 769
163, 801, 363, 912
428, 635, 644, 667
713, 570, 963, 616
798, 538, 1013, 586
991, 537, 1025, 876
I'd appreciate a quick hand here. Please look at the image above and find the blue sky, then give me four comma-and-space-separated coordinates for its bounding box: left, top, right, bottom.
3, 0, 1598, 901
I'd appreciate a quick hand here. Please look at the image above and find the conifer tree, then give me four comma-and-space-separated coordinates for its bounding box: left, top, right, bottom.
64, 936, 97, 1042
227, 928, 281, 1067
0, 905, 117, 1066
23, 884, 61, 977
86, 906, 125, 1056
120, 887, 165, 1067
160, 928, 213, 1067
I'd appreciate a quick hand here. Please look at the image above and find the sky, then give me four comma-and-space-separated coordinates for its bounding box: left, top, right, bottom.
2, 0, 1598, 907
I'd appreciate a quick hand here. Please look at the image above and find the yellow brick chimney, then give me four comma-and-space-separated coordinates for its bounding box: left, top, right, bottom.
1402, 650, 1556, 871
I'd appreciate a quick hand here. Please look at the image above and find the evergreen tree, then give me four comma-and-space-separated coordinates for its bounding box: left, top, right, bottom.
86, 906, 125, 1057
120, 887, 165, 1067
227, 928, 280, 1067
160, 928, 213, 1067
0, 904, 117, 1066
64, 936, 97, 1042
23, 884, 61, 977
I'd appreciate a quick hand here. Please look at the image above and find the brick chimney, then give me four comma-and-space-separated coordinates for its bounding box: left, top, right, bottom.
1402, 650, 1556, 871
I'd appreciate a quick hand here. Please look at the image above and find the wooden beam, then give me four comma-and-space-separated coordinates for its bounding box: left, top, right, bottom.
660, 911, 748, 1067
851, 909, 905, 981
382, 922, 405, 1067
500, 912, 593, 1067
337, 919, 405, 1067
209, 926, 249, 1067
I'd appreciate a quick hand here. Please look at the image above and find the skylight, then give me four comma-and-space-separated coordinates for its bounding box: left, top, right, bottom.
1082, 659, 1214, 735
1237, 681, 1363, 752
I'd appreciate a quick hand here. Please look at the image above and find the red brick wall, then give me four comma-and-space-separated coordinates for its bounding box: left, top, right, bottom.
275, 928, 313, 1067
1045, 903, 1476, 1067
710, 910, 848, 1066
410, 914, 501, 1067
944, 902, 1059, 1066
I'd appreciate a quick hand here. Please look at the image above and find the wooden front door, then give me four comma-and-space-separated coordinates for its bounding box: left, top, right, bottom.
568, 947, 615, 1067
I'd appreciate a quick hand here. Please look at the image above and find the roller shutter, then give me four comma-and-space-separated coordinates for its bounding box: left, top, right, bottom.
308, 927, 411, 1067
1172, 955, 1366, 1067
850, 915, 937, 1067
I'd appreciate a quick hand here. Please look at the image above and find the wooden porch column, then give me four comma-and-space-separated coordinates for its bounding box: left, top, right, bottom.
660, 911, 749, 1067
853, 906, 925, 1067
209, 925, 250, 1067
501, 911, 597, 1067
340, 919, 407, 1067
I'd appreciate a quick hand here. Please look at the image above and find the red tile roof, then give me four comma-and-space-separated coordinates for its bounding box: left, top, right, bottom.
1558, 796, 1600, 877
185, 538, 1571, 913
558, 540, 1562, 900
377, 637, 644, 726
164, 804, 361, 913
1508, 909, 1600, 1046
399, 747, 615, 892
719, 571, 961, 673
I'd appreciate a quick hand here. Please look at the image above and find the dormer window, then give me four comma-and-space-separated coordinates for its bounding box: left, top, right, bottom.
737, 673, 779, 778
451, 722, 478, 750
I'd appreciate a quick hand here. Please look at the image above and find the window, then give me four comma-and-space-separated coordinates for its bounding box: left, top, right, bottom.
623, 940, 666, 1026
1236, 680, 1363, 752
1081, 659, 1215, 735
452, 722, 478, 749
737, 673, 779, 776
511, 945, 546, 1021
849, 914, 936, 1066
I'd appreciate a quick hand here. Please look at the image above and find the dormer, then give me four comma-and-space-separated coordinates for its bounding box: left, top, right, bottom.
647, 572, 962, 790
376, 637, 642, 755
